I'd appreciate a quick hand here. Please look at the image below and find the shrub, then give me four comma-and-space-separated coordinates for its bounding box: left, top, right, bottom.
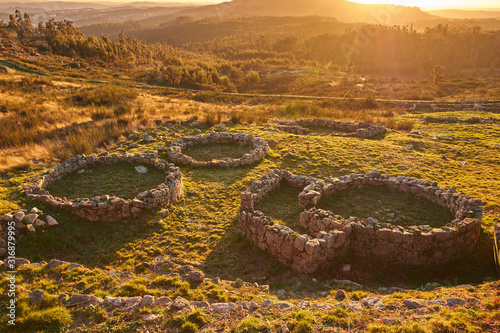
71, 85, 138, 107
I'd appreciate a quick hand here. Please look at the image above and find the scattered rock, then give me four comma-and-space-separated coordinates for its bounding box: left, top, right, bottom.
405, 145, 414, 150
26, 224, 36, 233
103, 296, 125, 307
23, 213, 38, 224
4, 257, 30, 269
66, 263, 83, 270
69, 295, 102, 308
140, 295, 155, 308
191, 301, 210, 309
187, 271, 205, 283
361, 297, 385, 310
135, 165, 148, 174
30, 290, 45, 304
275, 301, 295, 312
334, 279, 363, 289
58, 294, 69, 303
298, 300, 310, 309
403, 299, 428, 309
238, 301, 259, 311
188, 189, 197, 195
446, 298, 466, 307
467, 297, 483, 307
233, 278, 244, 288
47, 259, 69, 269
171, 296, 190, 310
46, 215, 59, 227
123, 296, 142, 312
155, 296, 172, 307
211, 302, 236, 313
138, 314, 160, 322
345, 301, 363, 311
429, 300, 446, 306
34, 219, 46, 227
14, 211, 25, 223
313, 303, 333, 310
30, 207, 41, 214
334, 289, 347, 300
261, 299, 272, 309
159, 209, 169, 218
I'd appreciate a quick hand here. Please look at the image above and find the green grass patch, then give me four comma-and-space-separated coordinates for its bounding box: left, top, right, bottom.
303, 124, 352, 135
254, 182, 305, 231
183, 142, 252, 161
316, 186, 454, 228
45, 162, 166, 199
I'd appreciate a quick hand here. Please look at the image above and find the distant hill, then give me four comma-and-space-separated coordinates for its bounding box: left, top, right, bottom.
138, 0, 437, 25
427, 9, 500, 19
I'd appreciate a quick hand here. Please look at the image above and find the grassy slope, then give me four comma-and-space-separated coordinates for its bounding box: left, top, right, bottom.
1, 112, 499, 331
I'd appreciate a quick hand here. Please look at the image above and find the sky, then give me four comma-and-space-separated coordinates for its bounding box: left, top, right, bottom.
0, 0, 499, 10
350, 0, 500, 10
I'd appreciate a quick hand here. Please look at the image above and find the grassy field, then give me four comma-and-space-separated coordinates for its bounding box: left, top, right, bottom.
184, 142, 253, 161
1, 70, 500, 332
45, 162, 167, 200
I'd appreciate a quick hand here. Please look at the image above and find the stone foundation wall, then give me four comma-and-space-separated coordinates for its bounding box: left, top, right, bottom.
239, 170, 483, 273
421, 116, 500, 125
408, 101, 500, 114
275, 119, 386, 138
168, 132, 270, 167
23, 153, 183, 222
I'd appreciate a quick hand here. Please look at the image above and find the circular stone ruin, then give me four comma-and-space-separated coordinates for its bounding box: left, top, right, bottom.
275, 119, 386, 138
23, 153, 183, 222
238, 170, 482, 274
168, 132, 270, 167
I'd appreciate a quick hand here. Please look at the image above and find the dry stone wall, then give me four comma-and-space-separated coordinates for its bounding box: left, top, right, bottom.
408, 101, 500, 114
239, 170, 483, 274
275, 119, 386, 138
168, 132, 270, 167
23, 153, 183, 222
421, 116, 500, 125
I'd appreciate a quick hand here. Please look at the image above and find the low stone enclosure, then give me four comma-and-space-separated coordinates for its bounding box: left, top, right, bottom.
407, 101, 500, 114
421, 116, 500, 125
274, 119, 386, 138
239, 170, 483, 274
23, 153, 183, 222
168, 132, 270, 167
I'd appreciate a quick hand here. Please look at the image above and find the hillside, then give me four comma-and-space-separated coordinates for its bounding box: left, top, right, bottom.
139, 0, 436, 25
428, 9, 500, 19
0, 9, 500, 333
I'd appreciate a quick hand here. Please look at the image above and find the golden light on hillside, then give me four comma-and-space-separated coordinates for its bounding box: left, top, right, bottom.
350, 0, 498, 9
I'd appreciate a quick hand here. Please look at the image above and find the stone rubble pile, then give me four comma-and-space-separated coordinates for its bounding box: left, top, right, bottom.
22, 153, 183, 222
168, 132, 270, 167
421, 116, 500, 125
274, 119, 386, 138
239, 170, 482, 274
408, 101, 500, 114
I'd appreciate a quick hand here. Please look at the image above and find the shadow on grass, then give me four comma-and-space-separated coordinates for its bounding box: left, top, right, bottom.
16, 201, 163, 269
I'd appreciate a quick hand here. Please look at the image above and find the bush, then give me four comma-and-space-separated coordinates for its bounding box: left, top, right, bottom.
71, 85, 138, 107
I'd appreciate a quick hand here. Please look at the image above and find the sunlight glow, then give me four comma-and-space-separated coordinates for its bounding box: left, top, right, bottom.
350, 0, 500, 10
